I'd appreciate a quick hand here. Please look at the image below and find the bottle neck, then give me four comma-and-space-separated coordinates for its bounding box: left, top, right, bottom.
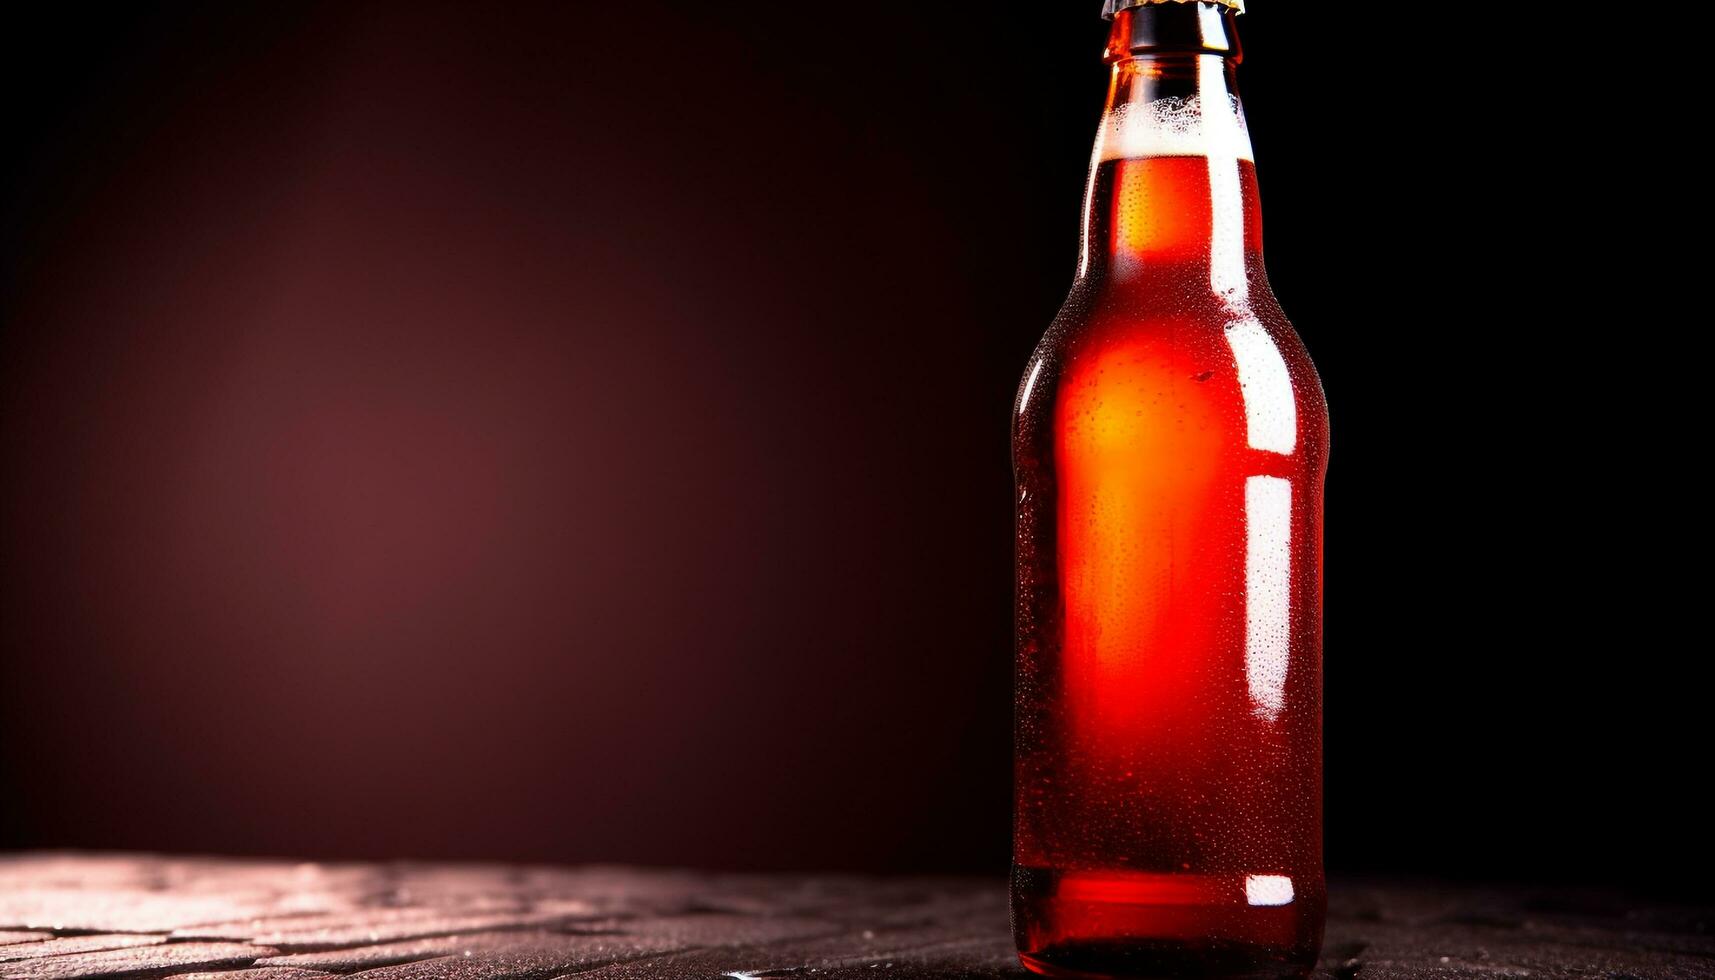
1078, 42, 1264, 302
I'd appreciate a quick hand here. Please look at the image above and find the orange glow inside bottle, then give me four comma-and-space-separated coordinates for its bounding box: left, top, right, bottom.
1011, 4, 1329, 977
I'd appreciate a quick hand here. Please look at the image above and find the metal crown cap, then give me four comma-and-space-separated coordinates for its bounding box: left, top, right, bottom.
1103, 0, 1246, 17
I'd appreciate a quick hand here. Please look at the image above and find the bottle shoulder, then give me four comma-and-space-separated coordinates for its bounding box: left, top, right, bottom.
1014, 275, 1328, 465
1037, 274, 1318, 380
1046, 273, 1301, 342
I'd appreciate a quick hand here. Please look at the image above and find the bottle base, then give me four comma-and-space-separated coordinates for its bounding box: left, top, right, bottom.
1019, 940, 1314, 980
1012, 867, 1321, 979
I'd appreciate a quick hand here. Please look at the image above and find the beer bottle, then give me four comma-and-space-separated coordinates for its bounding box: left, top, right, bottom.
1011, 1, 1328, 976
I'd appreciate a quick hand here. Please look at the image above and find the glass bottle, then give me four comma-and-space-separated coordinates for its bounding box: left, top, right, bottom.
1011, 2, 1329, 976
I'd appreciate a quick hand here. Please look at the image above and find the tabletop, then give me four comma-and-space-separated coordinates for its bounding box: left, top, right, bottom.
0, 855, 1707, 980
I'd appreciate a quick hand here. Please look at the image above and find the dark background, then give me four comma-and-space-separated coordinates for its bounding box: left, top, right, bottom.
2, 3, 1702, 894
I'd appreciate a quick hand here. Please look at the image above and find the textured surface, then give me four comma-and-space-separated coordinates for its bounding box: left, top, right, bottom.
0, 855, 1708, 979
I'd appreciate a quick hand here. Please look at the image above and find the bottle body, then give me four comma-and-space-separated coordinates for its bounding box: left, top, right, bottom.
1011, 21, 1327, 979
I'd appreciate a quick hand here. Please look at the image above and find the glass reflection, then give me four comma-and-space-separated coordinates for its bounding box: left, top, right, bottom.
1244, 475, 1292, 721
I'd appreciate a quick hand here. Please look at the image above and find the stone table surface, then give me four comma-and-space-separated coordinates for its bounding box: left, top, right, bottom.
0, 854, 1707, 980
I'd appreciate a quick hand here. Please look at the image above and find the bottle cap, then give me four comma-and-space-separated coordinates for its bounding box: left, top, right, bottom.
1103, 0, 1245, 18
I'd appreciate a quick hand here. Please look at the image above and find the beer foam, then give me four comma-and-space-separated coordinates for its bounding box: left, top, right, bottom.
1096, 94, 1255, 163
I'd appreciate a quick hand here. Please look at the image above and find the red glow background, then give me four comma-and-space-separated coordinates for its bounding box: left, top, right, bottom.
1, 2, 1704, 891
1, 3, 1020, 868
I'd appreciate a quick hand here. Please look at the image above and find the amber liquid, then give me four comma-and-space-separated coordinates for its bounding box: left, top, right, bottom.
1012, 156, 1328, 978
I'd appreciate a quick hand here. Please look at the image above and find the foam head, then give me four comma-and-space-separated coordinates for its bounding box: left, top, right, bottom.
1096, 94, 1255, 163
